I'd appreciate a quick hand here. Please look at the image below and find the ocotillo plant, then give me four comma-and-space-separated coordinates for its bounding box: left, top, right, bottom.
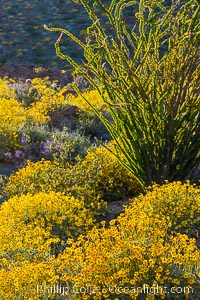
44, 0, 200, 189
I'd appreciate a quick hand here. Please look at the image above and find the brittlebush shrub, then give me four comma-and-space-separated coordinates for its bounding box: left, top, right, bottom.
0, 97, 49, 154
0, 260, 58, 300
0, 78, 72, 154
55, 182, 200, 300
28, 80, 107, 125
4, 142, 141, 204
0, 191, 95, 300
3, 159, 68, 196
0, 98, 27, 151
0, 183, 199, 299
2, 159, 106, 216
69, 143, 141, 201
3, 158, 106, 217
28, 77, 69, 120
26, 79, 108, 122
0, 77, 110, 154
0, 78, 16, 100
0, 192, 94, 257
67, 89, 107, 112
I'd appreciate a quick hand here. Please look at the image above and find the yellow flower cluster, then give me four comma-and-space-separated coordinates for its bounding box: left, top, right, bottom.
28, 78, 70, 122
67, 89, 107, 112
4, 142, 141, 203
70, 142, 141, 201
0, 98, 27, 150
0, 260, 58, 300
56, 182, 200, 300
0, 77, 108, 152
124, 181, 200, 234
27, 78, 108, 121
0, 178, 199, 299
0, 78, 16, 100
0, 81, 50, 150
4, 159, 69, 197
0, 191, 95, 299
3, 156, 107, 220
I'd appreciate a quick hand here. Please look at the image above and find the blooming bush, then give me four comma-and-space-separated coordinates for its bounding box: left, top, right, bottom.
0, 82, 51, 154
3, 159, 72, 196
0, 77, 110, 158
67, 89, 107, 112
0, 260, 58, 300
3, 158, 107, 219
0, 191, 96, 299
0, 78, 16, 100
0, 98, 27, 152
0, 77, 65, 153
28, 77, 69, 120
0, 191, 94, 256
0, 178, 199, 299
4, 142, 141, 204
68, 142, 141, 202
56, 182, 200, 300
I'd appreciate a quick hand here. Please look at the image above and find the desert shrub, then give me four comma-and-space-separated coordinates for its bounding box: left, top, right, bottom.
68, 142, 141, 202
0, 191, 95, 299
0, 260, 59, 300
0, 78, 16, 100
67, 89, 107, 112
28, 77, 70, 118
0, 98, 27, 152
22, 124, 51, 154
1, 76, 70, 125
0, 78, 71, 155
122, 181, 200, 236
45, 0, 200, 188
4, 126, 91, 166
8, 79, 38, 107
40, 129, 91, 163
4, 142, 141, 204
56, 182, 200, 300
4, 125, 52, 163
0, 191, 94, 256
1, 77, 63, 111
3, 159, 72, 197
0, 87, 51, 153
3, 158, 107, 219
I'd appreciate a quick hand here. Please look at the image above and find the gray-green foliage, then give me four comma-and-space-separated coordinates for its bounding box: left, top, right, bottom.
45, 0, 200, 188
40, 129, 92, 163
8, 79, 38, 107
